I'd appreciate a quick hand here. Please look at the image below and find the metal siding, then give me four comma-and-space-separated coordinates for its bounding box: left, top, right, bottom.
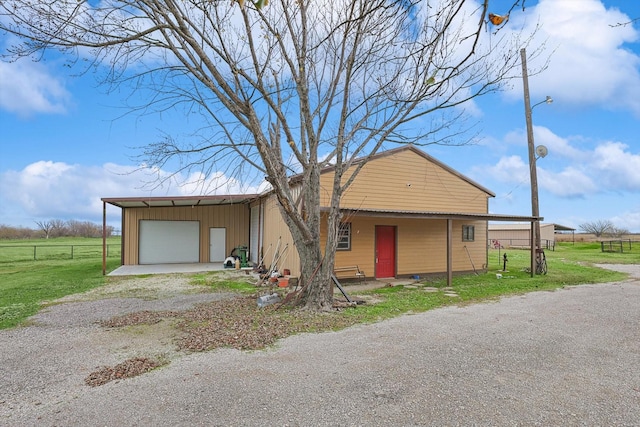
320, 149, 490, 213
122, 204, 249, 265
259, 194, 300, 276
329, 217, 487, 278
488, 224, 555, 248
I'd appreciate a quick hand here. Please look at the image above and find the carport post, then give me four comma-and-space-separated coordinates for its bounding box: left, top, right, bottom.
447, 219, 453, 287
102, 201, 107, 276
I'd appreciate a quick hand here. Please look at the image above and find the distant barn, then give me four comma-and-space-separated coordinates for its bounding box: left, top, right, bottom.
488, 223, 575, 250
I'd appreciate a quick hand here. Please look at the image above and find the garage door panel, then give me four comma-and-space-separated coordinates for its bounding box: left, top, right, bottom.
139, 220, 200, 264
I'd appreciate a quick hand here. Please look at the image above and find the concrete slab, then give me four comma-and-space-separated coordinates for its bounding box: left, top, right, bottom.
108, 263, 229, 276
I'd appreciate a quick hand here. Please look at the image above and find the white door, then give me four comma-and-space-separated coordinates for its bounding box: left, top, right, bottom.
139, 220, 199, 264
209, 227, 226, 262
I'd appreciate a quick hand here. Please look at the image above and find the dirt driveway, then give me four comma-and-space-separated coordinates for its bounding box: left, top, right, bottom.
1, 266, 639, 426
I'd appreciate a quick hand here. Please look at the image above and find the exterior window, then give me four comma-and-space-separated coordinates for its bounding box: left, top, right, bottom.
337, 222, 351, 251
462, 225, 475, 242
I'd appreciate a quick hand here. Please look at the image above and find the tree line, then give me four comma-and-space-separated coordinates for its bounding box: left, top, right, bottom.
579, 220, 630, 238
0, 220, 115, 240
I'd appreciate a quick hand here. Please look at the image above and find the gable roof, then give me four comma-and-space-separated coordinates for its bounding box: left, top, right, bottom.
103, 146, 493, 209
315, 145, 495, 197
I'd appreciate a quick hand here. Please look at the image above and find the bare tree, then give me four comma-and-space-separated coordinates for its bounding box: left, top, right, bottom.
607, 226, 630, 238
579, 220, 615, 237
0, 225, 37, 240
34, 220, 54, 239
1, 0, 534, 310
66, 220, 104, 238
49, 219, 68, 238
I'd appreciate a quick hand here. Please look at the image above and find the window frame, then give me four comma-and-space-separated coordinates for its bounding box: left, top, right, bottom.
337, 222, 352, 251
462, 224, 475, 242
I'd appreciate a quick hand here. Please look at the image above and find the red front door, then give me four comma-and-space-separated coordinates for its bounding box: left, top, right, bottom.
375, 226, 396, 278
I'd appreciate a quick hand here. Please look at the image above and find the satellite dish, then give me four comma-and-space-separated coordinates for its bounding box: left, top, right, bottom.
535, 145, 548, 158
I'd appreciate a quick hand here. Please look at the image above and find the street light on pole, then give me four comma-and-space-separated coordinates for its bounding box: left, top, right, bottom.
520, 48, 552, 276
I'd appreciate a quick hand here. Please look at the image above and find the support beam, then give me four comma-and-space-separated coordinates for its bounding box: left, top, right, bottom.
530, 221, 535, 278
522, 48, 543, 274
447, 219, 453, 287
102, 201, 107, 276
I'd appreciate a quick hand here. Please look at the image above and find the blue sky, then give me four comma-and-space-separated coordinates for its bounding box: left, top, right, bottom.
1, 0, 640, 232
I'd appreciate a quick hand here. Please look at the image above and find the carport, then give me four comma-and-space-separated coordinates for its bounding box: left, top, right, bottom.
101, 195, 258, 275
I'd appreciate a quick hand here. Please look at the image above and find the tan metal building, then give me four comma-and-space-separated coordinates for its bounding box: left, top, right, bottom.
102, 195, 257, 266
488, 223, 568, 249
103, 146, 540, 282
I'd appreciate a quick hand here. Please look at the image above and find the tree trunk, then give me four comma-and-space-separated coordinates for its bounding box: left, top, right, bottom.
274, 160, 338, 311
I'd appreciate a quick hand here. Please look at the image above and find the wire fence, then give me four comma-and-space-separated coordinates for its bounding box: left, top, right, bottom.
0, 244, 121, 263
488, 239, 555, 251
600, 239, 636, 253
488, 238, 638, 253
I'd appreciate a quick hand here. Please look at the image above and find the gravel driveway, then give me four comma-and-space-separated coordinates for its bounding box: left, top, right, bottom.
1, 266, 639, 426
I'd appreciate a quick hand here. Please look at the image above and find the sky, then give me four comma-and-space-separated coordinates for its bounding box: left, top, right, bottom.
1, 0, 640, 233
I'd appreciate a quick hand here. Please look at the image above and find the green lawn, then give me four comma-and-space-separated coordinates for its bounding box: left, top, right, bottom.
0, 236, 121, 262
344, 243, 636, 322
0, 237, 121, 328
0, 240, 637, 330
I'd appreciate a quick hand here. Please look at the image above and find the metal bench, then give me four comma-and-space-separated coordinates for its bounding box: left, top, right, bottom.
333, 265, 366, 281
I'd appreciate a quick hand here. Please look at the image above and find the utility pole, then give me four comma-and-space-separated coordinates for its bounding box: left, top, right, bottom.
521, 48, 542, 276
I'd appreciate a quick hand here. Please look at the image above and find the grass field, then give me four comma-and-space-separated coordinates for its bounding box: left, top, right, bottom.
0, 237, 122, 328
341, 243, 636, 321
0, 240, 637, 330
0, 236, 121, 262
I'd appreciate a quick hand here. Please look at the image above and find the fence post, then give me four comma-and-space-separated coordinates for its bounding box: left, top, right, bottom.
71, 245, 74, 259
33, 245, 37, 260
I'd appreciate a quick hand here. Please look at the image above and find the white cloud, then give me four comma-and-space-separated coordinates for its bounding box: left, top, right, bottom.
503, 125, 587, 159
474, 126, 640, 200
483, 155, 529, 184
533, 126, 586, 160
0, 60, 71, 117
505, 0, 640, 116
592, 141, 640, 190
0, 161, 268, 227
538, 167, 597, 197
611, 208, 640, 232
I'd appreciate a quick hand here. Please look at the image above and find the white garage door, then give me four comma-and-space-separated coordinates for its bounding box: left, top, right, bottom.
139, 220, 200, 264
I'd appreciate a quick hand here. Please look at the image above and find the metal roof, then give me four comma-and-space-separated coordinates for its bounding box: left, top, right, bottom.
552, 223, 576, 232
102, 195, 259, 209
488, 222, 574, 231
328, 207, 542, 222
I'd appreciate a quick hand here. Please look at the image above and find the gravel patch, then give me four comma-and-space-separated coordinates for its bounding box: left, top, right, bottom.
1, 265, 639, 426
594, 263, 640, 279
